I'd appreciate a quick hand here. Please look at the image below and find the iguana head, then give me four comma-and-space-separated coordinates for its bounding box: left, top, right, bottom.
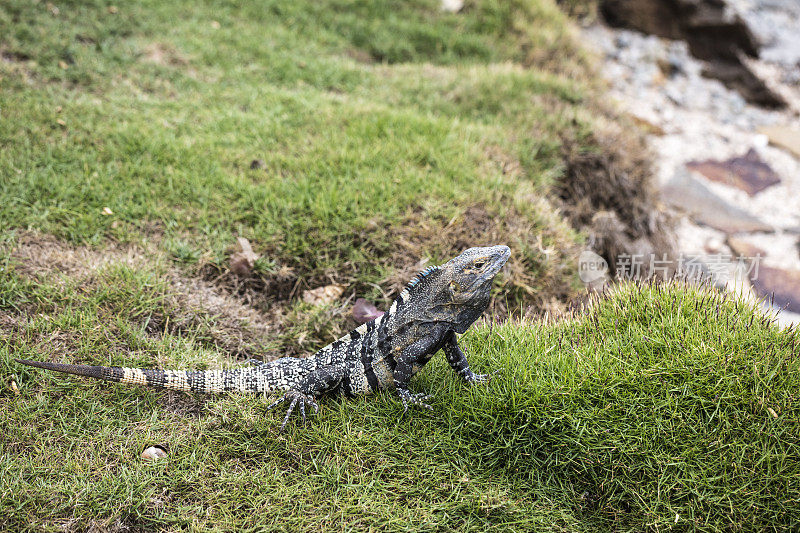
406, 245, 511, 333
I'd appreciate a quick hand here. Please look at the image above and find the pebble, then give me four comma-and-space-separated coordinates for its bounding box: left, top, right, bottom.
141, 446, 168, 461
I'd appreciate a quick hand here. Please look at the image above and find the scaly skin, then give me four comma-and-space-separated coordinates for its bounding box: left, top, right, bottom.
16, 245, 511, 430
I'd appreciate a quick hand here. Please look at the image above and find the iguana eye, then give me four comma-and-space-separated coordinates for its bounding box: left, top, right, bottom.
473, 260, 485, 269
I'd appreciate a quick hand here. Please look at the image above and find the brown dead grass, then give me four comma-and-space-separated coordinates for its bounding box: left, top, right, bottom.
142, 42, 189, 67
556, 112, 676, 277
380, 203, 578, 318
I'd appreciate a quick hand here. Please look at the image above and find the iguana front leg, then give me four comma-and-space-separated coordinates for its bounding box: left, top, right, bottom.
267, 362, 345, 431
392, 332, 444, 414
442, 331, 491, 384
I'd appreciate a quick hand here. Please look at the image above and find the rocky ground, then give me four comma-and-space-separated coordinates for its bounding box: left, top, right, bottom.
581, 0, 800, 327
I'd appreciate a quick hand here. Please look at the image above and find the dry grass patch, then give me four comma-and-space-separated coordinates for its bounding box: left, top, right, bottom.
557, 112, 676, 276
141, 42, 189, 67
6, 232, 281, 361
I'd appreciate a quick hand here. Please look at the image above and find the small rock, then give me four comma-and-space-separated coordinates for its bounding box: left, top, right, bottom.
758, 125, 800, 158
352, 298, 384, 324
661, 170, 773, 234
249, 159, 265, 170
686, 149, 781, 196
664, 86, 685, 105
440, 0, 463, 12
615, 33, 632, 49
750, 266, 800, 314
627, 112, 665, 135
726, 237, 766, 259
229, 237, 259, 277
302, 284, 345, 306
210, 20, 221, 29
704, 236, 725, 254
141, 446, 167, 461
752, 133, 769, 149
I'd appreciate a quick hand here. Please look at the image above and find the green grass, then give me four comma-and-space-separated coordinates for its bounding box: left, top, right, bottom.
2, 260, 798, 530
0, 0, 596, 308
5, 0, 795, 530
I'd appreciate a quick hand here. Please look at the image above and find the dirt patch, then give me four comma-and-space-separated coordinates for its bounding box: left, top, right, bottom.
11, 233, 145, 279
1, 49, 31, 63
345, 48, 376, 64
0, 47, 37, 84
142, 42, 189, 67
6, 232, 280, 361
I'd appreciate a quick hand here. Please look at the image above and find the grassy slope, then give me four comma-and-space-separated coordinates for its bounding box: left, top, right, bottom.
2, 264, 798, 531
0, 0, 593, 310
3, 0, 798, 531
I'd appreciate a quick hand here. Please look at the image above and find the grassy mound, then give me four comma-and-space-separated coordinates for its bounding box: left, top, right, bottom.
0, 0, 649, 315
2, 261, 798, 530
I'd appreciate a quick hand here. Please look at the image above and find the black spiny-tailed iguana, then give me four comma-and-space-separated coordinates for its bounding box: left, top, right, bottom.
16, 245, 510, 430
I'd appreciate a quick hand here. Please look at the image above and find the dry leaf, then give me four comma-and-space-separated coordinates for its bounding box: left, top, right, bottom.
101, 207, 113, 216
229, 237, 259, 277
352, 298, 384, 324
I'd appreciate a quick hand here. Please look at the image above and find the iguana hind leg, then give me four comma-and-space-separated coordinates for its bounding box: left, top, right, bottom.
267, 362, 344, 431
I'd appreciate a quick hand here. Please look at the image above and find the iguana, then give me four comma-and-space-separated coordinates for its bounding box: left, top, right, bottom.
16, 245, 510, 430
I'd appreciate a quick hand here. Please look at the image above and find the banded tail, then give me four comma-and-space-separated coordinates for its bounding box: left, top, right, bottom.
14, 358, 271, 394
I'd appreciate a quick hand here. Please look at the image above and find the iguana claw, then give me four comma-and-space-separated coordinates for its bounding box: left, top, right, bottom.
268, 390, 319, 431
398, 389, 434, 414
464, 369, 499, 384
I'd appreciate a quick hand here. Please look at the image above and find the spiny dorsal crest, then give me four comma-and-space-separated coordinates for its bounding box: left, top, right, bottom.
405, 265, 441, 291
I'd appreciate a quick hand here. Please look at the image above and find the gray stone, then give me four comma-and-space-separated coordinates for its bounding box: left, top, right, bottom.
758, 125, 800, 158
661, 170, 774, 233
751, 265, 800, 314
726, 236, 767, 259
685, 149, 781, 196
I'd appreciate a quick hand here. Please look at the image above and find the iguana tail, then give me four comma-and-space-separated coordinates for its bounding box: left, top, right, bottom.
14, 358, 272, 393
